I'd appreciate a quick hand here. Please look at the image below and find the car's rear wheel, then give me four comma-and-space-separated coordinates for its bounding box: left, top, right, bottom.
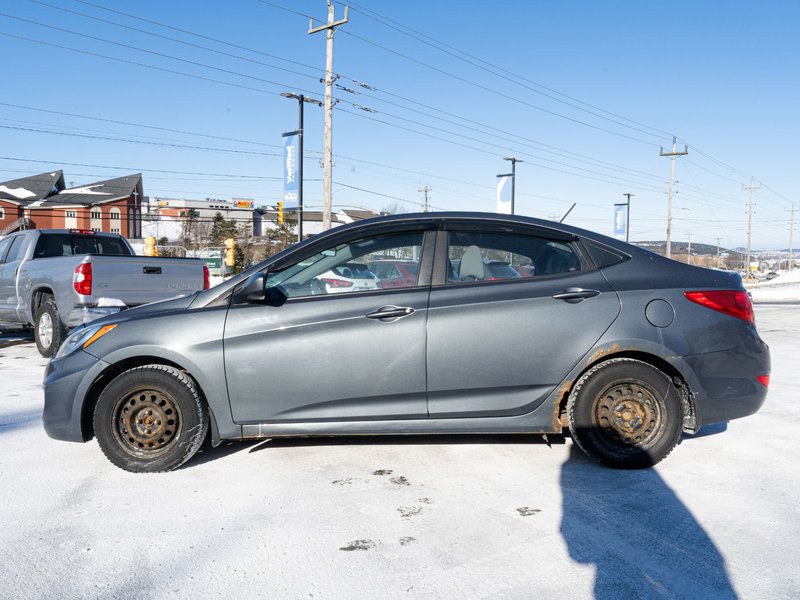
94, 365, 208, 473
567, 358, 683, 469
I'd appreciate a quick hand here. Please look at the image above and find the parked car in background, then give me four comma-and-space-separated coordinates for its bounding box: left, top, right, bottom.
368, 260, 420, 289
318, 262, 380, 293
0, 229, 209, 356
43, 212, 769, 473
483, 261, 521, 280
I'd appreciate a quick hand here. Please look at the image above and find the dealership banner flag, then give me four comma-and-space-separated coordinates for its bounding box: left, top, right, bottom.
613, 204, 627, 239
496, 176, 512, 214
282, 132, 299, 208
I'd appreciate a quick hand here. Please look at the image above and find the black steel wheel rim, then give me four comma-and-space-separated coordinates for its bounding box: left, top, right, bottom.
593, 381, 663, 451
112, 388, 182, 457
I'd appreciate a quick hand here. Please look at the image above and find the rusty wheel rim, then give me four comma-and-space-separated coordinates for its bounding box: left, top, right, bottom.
112, 389, 181, 456
594, 382, 662, 449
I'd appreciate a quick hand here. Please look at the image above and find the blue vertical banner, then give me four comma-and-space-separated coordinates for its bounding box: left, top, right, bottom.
496, 175, 512, 214
282, 132, 299, 209
613, 204, 627, 239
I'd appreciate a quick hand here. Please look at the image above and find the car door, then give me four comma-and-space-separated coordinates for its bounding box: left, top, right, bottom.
0, 235, 26, 321
426, 225, 621, 418
224, 227, 435, 424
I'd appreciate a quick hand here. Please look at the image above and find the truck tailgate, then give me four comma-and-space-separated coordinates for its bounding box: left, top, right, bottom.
88, 256, 205, 305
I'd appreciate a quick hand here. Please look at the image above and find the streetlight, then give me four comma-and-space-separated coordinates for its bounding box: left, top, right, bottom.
281, 92, 323, 242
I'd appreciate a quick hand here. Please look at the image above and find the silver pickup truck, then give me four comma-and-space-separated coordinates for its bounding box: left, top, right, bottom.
0, 229, 209, 356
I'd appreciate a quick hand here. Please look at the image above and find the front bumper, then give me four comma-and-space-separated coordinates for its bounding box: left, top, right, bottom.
43, 350, 110, 442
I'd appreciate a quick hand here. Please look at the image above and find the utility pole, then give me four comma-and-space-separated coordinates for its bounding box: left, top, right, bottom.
788, 203, 796, 271
503, 156, 522, 214
418, 185, 431, 212
622, 193, 634, 242
716, 236, 722, 269
686, 232, 692, 265
309, 1, 349, 231
659, 136, 688, 258
282, 92, 323, 242
743, 177, 760, 279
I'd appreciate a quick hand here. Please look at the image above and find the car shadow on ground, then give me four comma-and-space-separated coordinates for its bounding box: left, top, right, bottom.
560, 443, 737, 599
180, 432, 565, 469
0, 410, 45, 435
247, 432, 566, 452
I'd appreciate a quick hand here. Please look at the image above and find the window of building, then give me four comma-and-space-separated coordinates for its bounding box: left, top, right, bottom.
0, 207, 5, 220
90, 210, 102, 220
109, 209, 121, 221
111, 227, 120, 234
65, 210, 77, 218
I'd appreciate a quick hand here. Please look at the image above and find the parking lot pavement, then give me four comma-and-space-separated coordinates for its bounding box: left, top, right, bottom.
1, 307, 799, 599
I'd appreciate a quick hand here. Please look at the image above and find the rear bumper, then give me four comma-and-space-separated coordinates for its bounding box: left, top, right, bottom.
42, 350, 110, 442
65, 306, 123, 328
684, 330, 770, 428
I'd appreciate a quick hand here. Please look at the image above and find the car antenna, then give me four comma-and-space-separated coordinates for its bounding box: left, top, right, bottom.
559, 203, 576, 223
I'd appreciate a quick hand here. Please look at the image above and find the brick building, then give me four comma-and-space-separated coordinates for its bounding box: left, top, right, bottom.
0, 171, 143, 238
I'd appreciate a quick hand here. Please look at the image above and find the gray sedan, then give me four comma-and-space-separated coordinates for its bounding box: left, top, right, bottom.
43, 213, 770, 472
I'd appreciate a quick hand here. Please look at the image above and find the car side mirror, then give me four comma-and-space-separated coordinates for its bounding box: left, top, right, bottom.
238, 273, 266, 303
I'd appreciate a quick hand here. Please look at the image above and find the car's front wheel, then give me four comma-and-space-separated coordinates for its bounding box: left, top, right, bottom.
94, 365, 208, 473
567, 358, 683, 469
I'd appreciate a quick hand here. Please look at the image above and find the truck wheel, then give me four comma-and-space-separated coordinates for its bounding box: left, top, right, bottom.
94, 365, 208, 473
34, 296, 66, 358
567, 358, 683, 469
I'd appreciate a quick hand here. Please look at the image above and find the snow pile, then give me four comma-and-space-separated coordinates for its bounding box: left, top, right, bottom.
747, 270, 800, 302
141, 218, 183, 242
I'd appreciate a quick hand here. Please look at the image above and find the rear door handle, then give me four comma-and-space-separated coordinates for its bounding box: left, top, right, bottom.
552, 288, 600, 302
366, 305, 415, 321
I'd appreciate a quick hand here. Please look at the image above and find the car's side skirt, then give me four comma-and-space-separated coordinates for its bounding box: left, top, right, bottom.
240, 408, 561, 439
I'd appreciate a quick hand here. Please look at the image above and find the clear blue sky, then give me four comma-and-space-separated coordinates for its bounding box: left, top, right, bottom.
1, 0, 798, 249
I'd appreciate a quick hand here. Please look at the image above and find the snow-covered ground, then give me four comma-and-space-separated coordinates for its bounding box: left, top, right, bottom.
747, 270, 800, 303
1, 307, 798, 599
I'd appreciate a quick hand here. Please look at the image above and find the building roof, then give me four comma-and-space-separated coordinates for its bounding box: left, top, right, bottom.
39, 174, 142, 207
0, 171, 65, 203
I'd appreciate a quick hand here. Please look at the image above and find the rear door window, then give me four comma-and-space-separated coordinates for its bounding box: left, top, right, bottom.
444, 230, 584, 284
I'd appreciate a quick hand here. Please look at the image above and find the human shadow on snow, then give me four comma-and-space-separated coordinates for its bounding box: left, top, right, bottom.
560, 441, 737, 599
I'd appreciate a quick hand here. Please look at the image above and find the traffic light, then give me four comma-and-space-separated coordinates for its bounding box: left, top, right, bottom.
277, 201, 284, 225
224, 238, 235, 267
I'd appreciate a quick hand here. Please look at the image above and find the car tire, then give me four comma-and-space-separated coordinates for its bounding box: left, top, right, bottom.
93, 365, 208, 473
567, 358, 683, 469
34, 296, 66, 358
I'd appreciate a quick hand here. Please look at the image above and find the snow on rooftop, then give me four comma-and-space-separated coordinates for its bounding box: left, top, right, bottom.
0, 185, 36, 200
59, 184, 113, 196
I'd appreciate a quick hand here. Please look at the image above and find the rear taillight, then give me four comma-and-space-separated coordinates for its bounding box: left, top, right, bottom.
684, 290, 754, 325
203, 265, 210, 290
320, 278, 353, 288
74, 262, 93, 296
757, 375, 770, 387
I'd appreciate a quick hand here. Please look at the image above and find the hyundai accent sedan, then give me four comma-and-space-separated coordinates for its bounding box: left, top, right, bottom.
42, 212, 770, 472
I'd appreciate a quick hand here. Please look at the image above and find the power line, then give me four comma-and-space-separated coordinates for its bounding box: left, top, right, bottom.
339, 29, 661, 147
26, 0, 324, 82
0, 123, 281, 157
338, 1, 674, 140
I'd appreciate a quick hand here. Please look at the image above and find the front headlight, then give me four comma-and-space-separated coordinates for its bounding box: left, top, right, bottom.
56, 323, 117, 359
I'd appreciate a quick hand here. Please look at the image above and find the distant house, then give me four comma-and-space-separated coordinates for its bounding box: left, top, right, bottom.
0, 171, 143, 238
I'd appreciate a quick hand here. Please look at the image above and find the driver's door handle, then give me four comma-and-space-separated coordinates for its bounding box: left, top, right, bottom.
552, 288, 600, 302
366, 306, 415, 320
